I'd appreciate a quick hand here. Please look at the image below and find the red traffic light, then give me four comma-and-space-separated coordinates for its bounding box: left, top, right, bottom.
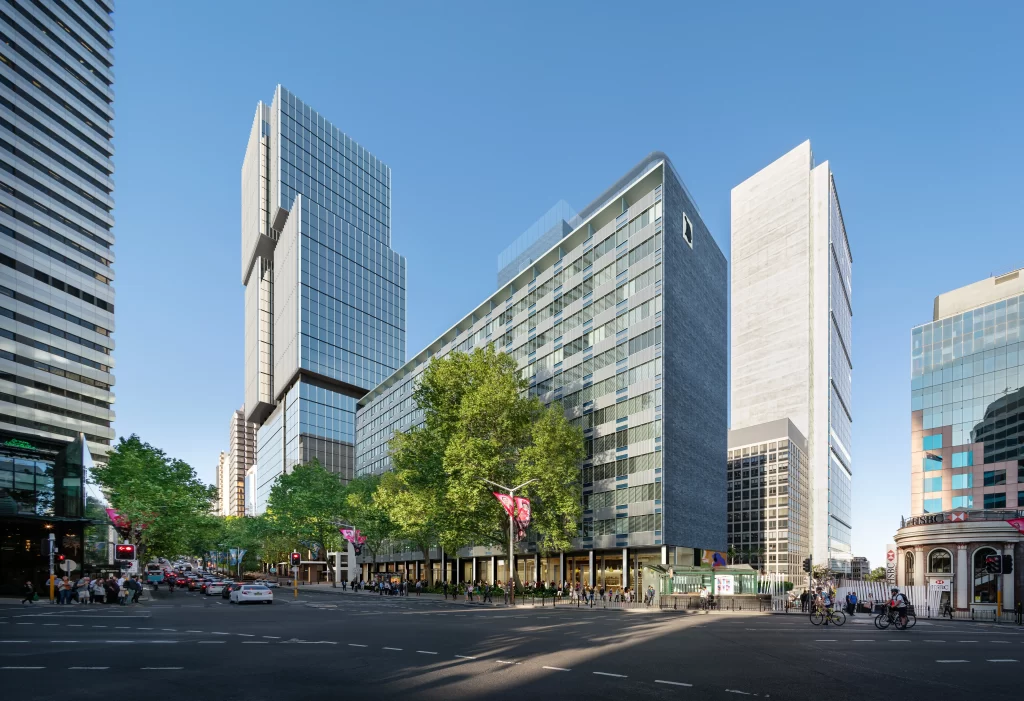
290, 552, 301, 566
114, 544, 136, 561
57, 554, 66, 562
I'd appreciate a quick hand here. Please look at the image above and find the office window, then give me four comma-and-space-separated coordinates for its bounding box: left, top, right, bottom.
951, 451, 974, 468
923, 498, 943, 513
951, 473, 973, 490
923, 457, 943, 471
983, 493, 1006, 509
922, 434, 943, 450
952, 495, 973, 509
682, 213, 693, 247
983, 470, 1006, 487
923, 476, 942, 493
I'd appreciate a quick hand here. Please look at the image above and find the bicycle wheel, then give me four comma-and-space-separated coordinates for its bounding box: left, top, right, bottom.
904, 613, 916, 629
810, 611, 824, 626
873, 613, 884, 629
830, 610, 846, 626
876, 613, 892, 629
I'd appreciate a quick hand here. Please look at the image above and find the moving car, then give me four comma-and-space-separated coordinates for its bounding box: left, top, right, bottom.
205, 581, 226, 596
222, 581, 244, 599
253, 579, 279, 588
230, 584, 273, 605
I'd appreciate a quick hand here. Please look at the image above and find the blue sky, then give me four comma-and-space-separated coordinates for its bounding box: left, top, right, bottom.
111, 1, 1023, 566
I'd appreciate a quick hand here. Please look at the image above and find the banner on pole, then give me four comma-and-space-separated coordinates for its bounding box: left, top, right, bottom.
513, 496, 531, 540
493, 492, 515, 518
1008, 518, 1024, 534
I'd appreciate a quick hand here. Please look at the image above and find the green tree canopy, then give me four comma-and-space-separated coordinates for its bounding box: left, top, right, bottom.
90, 435, 216, 560
266, 460, 346, 563
340, 474, 394, 566
387, 346, 584, 577
866, 566, 887, 582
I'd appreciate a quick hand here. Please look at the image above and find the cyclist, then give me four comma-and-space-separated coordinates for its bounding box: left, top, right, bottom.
816, 586, 834, 625
890, 587, 909, 628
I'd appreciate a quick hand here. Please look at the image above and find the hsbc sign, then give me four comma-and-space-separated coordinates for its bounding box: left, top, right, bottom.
885, 543, 897, 585
930, 578, 951, 591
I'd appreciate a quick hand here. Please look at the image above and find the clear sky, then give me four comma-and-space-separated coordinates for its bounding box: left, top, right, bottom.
111, 1, 1023, 567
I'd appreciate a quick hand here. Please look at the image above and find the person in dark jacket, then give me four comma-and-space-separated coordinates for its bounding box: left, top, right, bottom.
21, 580, 34, 604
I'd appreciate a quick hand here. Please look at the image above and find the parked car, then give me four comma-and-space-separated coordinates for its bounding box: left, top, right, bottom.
253, 579, 279, 589
230, 584, 273, 605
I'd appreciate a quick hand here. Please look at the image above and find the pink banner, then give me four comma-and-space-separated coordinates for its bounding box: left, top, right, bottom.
514, 497, 531, 529
339, 528, 355, 541
105, 508, 130, 530
493, 492, 515, 519
1008, 518, 1024, 534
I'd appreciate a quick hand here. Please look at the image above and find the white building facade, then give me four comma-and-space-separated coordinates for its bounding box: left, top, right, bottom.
730, 141, 854, 573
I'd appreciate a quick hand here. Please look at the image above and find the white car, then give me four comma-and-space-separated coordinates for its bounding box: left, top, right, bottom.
205, 582, 225, 595
254, 579, 279, 589
230, 584, 273, 605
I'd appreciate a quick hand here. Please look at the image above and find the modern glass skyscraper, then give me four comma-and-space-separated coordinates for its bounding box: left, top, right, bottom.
0, 0, 115, 457
241, 87, 406, 514
910, 269, 1024, 514
730, 141, 853, 573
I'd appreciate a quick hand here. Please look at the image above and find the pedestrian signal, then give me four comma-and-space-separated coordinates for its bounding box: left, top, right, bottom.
802, 557, 811, 573
290, 552, 301, 566
1003, 554, 1013, 575
354, 544, 362, 556
114, 544, 136, 561
57, 553, 66, 563
984, 554, 1002, 574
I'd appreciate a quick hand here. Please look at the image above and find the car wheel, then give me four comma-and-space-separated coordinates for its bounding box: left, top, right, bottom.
266, 600, 272, 605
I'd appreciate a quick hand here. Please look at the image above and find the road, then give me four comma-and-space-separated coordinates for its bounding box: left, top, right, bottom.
2, 590, 1022, 700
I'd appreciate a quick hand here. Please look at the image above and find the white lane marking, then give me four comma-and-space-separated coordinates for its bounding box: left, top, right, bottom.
161, 629, 177, 632
543, 666, 571, 671
656, 680, 693, 687
66, 625, 83, 627
992, 641, 1010, 644
924, 640, 946, 643
237, 633, 254, 637
454, 655, 477, 659
593, 671, 626, 677
853, 639, 874, 642
212, 632, 230, 635
889, 640, 911, 643
242, 641, 268, 644
417, 650, 438, 655
987, 659, 1018, 662
186, 630, 203, 633
2, 666, 44, 669
936, 659, 968, 663
348, 643, 367, 647
958, 640, 978, 643
383, 647, 403, 651
263, 636, 281, 639
725, 691, 753, 696
115, 626, 130, 629
815, 639, 836, 642
15, 623, 34, 625
104, 640, 135, 643
137, 628, 153, 630
50, 640, 79, 643
69, 667, 108, 670
42, 624, 58, 627
92, 626, 107, 629
0, 640, 29, 643
149, 641, 176, 644
142, 667, 183, 670
198, 641, 224, 644
498, 661, 520, 665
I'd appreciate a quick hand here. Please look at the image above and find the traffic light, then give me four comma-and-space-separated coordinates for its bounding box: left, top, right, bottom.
114, 544, 136, 561
802, 557, 811, 573
57, 554, 65, 563
353, 544, 362, 556
1003, 554, 1014, 575
985, 554, 1002, 574
290, 552, 301, 566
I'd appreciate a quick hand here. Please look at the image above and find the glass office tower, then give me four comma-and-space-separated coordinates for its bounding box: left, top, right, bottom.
910, 269, 1024, 514
0, 0, 116, 457
242, 87, 405, 514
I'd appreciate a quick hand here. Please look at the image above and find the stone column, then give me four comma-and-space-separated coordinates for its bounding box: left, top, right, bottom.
455, 557, 460, 584
472, 557, 477, 583
440, 549, 446, 584
1002, 543, 1015, 613
896, 547, 906, 586
914, 546, 925, 588
622, 548, 629, 589
490, 556, 497, 585
956, 544, 969, 610
534, 554, 540, 584
559, 552, 565, 585
661, 545, 668, 566
588, 550, 595, 587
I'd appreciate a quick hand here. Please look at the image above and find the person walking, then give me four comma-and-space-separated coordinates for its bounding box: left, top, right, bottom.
442, 580, 448, 600
132, 576, 144, 604
91, 577, 105, 605
59, 576, 72, 605
117, 578, 128, 606
800, 590, 808, 612
21, 579, 35, 605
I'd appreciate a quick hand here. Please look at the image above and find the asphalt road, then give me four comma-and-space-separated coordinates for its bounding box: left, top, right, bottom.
2, 590, 1022, 700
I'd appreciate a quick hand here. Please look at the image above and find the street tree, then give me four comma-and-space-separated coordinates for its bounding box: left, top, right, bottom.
387, 346, 583, 585
340, 474, 394, 572
91, 435, 216, 561
266, 460, 346, 579
866, 566, 887, 582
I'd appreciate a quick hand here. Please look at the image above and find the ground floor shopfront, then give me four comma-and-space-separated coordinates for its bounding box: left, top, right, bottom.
361, 546, 700, 592
893, 509, 1023, 617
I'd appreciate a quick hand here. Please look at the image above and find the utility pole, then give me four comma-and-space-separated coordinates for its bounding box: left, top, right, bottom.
479, 477, 537, 606
47, 532, 55, 603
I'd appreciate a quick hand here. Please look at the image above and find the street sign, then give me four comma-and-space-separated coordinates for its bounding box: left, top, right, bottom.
269, 567, 277, 574
291, 566, 299, 573
60, 559, 78, 573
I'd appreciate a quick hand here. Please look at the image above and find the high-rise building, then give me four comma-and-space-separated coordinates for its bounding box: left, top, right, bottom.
214, 451, 229, 516
910, 269, 1024, 514
726, 419, 810, 581
850, 555, 870, 580
730, 141, 853, 573
227, 407, 255, 517
0, 0, 113, 594
355, 153, 727, 587
241, 87, 406, 515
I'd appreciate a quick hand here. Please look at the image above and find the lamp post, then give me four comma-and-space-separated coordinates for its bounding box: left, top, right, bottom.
479, 477, 537, 604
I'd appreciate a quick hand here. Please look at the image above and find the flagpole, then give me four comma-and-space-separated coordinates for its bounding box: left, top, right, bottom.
478, 478, 537, 604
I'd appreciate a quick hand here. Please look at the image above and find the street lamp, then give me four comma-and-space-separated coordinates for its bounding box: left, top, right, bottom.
479, 477, 537, 603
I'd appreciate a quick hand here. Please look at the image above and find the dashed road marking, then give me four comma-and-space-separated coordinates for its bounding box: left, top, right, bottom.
594, 671, 626, 678
2, 666, 44, 669
382, 646, 402, 651
497, 660, 520, 665
987, 659, 1018, 662
197, 641, 224, 644
656, 680, 693, 687
454, 655, 477, 659
543, 665, 571, 671
936, 660, 968, 663
348, 643, 367, 647
142, 667, 183, 670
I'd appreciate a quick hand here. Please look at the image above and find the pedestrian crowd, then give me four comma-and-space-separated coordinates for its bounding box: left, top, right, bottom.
21, 574, 146, 606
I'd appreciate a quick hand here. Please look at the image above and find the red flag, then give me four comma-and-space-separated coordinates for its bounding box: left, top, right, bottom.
1008, 518, 1024, 534
493, 492, 515, 518
514, 497, 531, 529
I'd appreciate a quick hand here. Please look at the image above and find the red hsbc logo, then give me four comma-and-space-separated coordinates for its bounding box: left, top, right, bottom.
950, 512, 967, 522
934, 579, 946, 585
887, 551, 896, 562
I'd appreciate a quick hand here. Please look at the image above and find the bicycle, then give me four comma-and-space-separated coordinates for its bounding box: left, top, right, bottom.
809, 603, 846, 626
874, 604, 916, 630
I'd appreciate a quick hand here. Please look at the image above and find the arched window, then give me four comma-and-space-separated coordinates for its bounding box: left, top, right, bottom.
928, 549, 952, 574
973, 547, 998, 604
905, 551, 915, 586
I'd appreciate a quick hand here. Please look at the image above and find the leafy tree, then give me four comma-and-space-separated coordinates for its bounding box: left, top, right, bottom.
90, 435, 216, 561
866, 566, 887, 582
266, 460, 346, 579
726, 546, 737, 565
340, 474, 394, 570
376, 468, 438, 583
387, 346, 584, 585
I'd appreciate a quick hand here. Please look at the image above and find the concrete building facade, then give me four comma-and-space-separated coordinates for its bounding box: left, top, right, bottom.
240, 87, 406, 514
730, 141, 853, 573
727, 419, 810, 581
227, 407, 255, 517
214, 451, 229, 516
355, 153, 727, 588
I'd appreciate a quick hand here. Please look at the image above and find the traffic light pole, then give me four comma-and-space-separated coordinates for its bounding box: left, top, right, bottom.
48, 533, 55, 604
